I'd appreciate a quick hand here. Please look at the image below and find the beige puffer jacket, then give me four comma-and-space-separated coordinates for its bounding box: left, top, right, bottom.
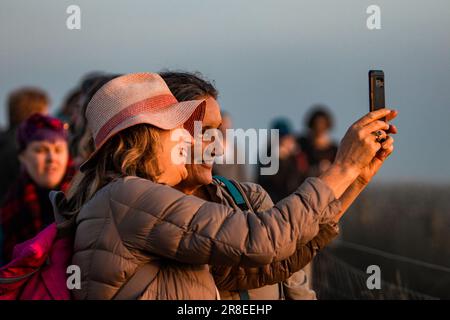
55, 175, 341, 299
204, 180, 339, 300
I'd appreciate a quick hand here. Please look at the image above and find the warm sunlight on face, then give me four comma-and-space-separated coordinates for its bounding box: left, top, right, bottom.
156, 126, 193, 186
19, 139, 69, 189
185, 97, 222, 187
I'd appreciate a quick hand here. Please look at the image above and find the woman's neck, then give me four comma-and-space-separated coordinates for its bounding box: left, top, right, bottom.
312, 132, 331, 150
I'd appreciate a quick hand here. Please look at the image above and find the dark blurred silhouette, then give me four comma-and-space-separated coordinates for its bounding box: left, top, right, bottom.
297, 105, 338, 177
56, 88, 82, 125
258, 118, 308, 203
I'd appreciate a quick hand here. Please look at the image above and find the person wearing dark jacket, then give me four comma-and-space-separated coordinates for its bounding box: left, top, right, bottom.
298, 106, 339, 177
258, 118, 309, 203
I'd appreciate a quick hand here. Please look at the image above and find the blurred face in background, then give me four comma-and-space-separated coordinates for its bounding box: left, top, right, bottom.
19, 139, 69, 189
311, 115, 330, 136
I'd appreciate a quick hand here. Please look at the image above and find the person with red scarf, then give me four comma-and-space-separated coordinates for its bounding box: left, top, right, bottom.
0, 114, 75, 265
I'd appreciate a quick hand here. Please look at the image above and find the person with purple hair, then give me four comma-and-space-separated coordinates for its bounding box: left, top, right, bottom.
0, 114, 75, 265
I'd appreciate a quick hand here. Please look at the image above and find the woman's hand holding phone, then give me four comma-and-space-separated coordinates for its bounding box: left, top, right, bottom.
356, 109, 398, 185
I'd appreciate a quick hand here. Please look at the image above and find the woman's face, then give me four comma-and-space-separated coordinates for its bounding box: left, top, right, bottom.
312, 116, 330, 135
19, 139, 69, 189
184, 97, 222, 187
155, 127, 192, 186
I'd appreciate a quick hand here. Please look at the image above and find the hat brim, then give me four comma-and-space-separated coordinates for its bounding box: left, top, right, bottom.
79, 99, 205, 172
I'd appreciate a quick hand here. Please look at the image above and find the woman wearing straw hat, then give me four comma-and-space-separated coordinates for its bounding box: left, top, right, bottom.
53, 72, 397, 299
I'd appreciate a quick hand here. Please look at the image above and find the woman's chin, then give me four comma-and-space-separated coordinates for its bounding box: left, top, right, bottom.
36, 179, 59, 189
180, 168, 189, 182
198, 168, 213, 185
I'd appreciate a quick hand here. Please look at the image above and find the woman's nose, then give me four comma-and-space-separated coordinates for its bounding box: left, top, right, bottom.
216, 137, 225, 157
46, 150, 56, 162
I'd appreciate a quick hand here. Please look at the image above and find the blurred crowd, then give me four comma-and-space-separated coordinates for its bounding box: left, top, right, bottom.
0, 72, 338, 271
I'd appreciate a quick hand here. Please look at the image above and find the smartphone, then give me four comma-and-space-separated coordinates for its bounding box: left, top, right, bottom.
369, 70, 387, 142
369, 70, 385, 118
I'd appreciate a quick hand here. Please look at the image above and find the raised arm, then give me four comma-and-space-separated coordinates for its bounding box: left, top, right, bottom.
113, 109, 396, 268
210, 182, 338, 290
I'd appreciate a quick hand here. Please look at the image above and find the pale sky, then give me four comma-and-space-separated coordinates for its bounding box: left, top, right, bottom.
1, 0, 449, 182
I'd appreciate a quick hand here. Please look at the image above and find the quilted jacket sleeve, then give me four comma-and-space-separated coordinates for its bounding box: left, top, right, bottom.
210, 182, 340, 290
212, 223, 339, 290
112, 176, 341, 268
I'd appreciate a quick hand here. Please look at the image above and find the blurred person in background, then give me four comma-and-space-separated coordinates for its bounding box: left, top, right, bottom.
0, 114, 74, 265
56, 88, 82, 125
0, 88, 50, 203
298, 105, 338, 177
258, 118, 309, 203
212, 110, 249, 182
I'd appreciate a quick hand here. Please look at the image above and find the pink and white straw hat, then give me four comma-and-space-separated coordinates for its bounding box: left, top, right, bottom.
80, 72, 205, 172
